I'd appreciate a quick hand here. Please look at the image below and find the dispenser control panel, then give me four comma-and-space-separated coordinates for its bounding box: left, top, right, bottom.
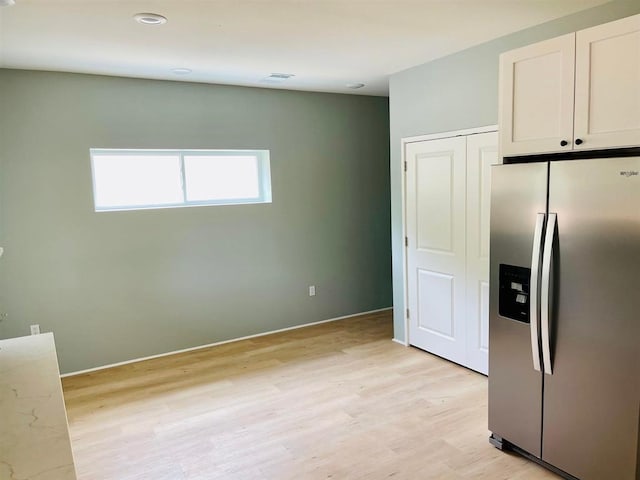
499, 264, 531, 323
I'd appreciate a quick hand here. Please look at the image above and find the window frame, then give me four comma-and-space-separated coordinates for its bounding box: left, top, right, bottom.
90, 148, 272, 212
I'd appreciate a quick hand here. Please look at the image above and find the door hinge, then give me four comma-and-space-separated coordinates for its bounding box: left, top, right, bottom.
406, 308, 410, 319
405, 236, 408, 247
404, 161, 407, 172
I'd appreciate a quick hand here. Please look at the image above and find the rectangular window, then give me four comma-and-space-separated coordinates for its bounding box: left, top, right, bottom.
90, 149, 271, 212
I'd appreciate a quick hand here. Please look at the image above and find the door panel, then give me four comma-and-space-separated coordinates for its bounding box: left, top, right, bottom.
574, 14, 640, 150
488, 162, 548, 457
542, 158, 640, 480
417, 270, 454, 338
406, 137, 466, 365
499, 34, 575, 156
466, 131, 500, 374
416, 152, 455, 252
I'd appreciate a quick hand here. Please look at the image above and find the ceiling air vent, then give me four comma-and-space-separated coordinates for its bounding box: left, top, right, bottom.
261, 73, 296, 84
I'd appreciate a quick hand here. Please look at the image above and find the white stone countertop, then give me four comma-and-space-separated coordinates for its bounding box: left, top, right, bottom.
0, 333, 77, 480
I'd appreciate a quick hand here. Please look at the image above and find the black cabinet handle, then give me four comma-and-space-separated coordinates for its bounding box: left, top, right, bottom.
560, 140, 568, 146
575, 138, 583, 145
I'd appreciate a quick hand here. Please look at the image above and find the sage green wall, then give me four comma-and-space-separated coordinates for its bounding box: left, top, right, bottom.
389, 1, 640, 342
0, 70, 391, 373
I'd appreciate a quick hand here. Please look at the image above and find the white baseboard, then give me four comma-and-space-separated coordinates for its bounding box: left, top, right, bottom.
61, 307, 393, 378
392, 337, 409, 347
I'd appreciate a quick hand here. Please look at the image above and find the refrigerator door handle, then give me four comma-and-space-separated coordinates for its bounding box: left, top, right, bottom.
541, 212, 556, 375
529, 213, 546, 372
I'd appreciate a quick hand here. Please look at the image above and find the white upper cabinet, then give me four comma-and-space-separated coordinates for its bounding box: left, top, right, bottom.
500, 13, 640, 157
499, 34, 576, 156
574, 14, 640, 151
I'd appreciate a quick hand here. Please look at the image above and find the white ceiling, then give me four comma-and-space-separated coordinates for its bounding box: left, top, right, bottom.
0, 0, 611, 96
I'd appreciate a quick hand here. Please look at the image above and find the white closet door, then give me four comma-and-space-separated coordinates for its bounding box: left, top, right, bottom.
574, 14, 640, 150
406, 137, 467, 366
465, 132, 500, 375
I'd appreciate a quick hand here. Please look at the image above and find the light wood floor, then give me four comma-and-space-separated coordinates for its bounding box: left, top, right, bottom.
62, 311, 559, 479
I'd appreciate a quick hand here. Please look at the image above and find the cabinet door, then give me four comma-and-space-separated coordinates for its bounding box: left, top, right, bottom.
406, 137, 467, 367
465, 132, 499, 375
574, 14, 640, 151
499, 34, 575, 157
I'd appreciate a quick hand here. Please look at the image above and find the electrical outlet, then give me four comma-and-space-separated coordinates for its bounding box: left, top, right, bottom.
309, 285, 316, 296
30, 324, 40, 335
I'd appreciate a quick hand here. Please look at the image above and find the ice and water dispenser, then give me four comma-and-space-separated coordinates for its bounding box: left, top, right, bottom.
498, 264, 531, 323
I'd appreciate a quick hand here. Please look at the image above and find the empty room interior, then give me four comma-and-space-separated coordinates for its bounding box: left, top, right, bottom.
1, 1, 639, 479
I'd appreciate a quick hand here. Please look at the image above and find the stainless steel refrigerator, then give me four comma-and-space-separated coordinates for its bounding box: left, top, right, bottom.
488, 156, 640, 480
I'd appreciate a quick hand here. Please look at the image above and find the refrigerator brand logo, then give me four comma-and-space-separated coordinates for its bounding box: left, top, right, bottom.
619, 171, 639, 178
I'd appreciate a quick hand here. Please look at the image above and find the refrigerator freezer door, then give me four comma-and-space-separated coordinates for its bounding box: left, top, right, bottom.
489, 162, 548, 457
543, 157, 640, 480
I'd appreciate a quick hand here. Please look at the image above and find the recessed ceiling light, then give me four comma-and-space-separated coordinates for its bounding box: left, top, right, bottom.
0, 0, 16, 6
134, 13, 168, 25
172, 68, 192, 75
346, 83, 366, 89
